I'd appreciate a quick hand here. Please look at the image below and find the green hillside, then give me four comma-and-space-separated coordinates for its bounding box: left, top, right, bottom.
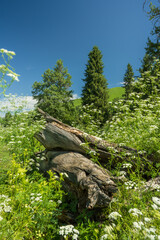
74, 87, 124, 106
108, 87, 125, 101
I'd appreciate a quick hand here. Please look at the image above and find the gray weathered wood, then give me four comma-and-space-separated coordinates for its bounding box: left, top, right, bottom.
39, 151, 117, 210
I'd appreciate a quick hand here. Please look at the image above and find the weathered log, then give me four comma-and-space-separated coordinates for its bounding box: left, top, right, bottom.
35, 108, 151, 168
39, 150, 117, 210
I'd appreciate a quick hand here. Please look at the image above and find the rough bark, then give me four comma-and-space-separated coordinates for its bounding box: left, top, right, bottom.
39, 151, 117, 210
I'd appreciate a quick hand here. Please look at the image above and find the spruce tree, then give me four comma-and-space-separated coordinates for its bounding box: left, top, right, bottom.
82, 46, 109, 121
123, 63, 134, 99
139, 53, 152, 76
145, 1, 160, 60
32, 59, 74, 124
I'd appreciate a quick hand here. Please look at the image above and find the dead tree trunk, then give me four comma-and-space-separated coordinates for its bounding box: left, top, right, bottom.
34, 109, 152, 211
40, 150, 117, 210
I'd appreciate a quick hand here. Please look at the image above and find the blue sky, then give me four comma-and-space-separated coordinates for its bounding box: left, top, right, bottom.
0, 0, 157, 98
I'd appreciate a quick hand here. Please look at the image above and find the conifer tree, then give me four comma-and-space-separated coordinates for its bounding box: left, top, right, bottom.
139, 53, 152, 75
32, 59, 74, 124
82, 46, 109, 121
123, 63, 134, 99
144, 1, 160, 60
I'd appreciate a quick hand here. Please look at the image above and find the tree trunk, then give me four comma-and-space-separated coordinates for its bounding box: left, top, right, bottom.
39, 150, 117, 210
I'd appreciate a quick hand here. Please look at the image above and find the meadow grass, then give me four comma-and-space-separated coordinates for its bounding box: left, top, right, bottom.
73, 87, 125, 108
108, 87, 125, 101
0, 141, 12, 183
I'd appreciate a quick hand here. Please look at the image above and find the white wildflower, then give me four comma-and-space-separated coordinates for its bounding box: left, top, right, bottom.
72, 233, 78, 240
145, 234, 156, 240
7, 73, 19, 82
0, 64, 5, 69
128, 208, 143, 216
89, 150, 96, 155
108, 211, 122, 220
73, 229, 79, 235
8, 51, 15, 55
104, 225, 113, 234
122, 163, 132, 168
124, 181, 136, 189
151, 203, 159, 210
145, 227, 156, 234
0, 216, 3, 221
152, 197, 160, 206
61, 172, 69, 178
59, 225, 79, 239
0, 48, 9, 54
100, 234, 108, 240
119, 171, 126, 176
133, 221, 144, 230
80, 142, 86, 146
34, 197, 42, 201
144, 217, 152, 222
4, 205, 12, 212
0, 195, 9, 199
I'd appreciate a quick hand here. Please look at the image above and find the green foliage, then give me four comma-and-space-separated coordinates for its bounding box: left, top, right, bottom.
32, 59, 74, 124
0, 48, 19, 95
123, 63, 134, 100
145, 1, 160, 60
1, 110, 45, 161
0, 162, 64, 240
73, 87, 125, 108
82, 46, 109, 122
133, 58, 160, 99
1, 111, 13, 127
139, 53, 153, 75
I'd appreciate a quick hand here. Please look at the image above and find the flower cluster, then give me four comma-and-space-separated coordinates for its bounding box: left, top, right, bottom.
152, 196, 160, 210
124, 180, 137, 189
59, 225, 79, 239
0, 48, 20, 95
129, 208, 143, 217
0, 194, 12, 221
108, 211, 122, 220
122, 163, 132, 169
30, 193, 42, 204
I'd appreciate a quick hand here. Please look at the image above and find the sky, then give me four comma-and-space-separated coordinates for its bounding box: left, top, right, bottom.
0, 0, 158, 106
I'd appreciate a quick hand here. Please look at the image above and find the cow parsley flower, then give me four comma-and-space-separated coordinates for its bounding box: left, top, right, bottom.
104, 225, 113, 234
144, 217, 152, 223
108, 211, 122, 220
122, 163, 132, 168
128, 208, 143, 216
100, 234, 108, 240
4, 205, 12, 212
59, 225, 79, 240
7, 73, 19, 82
133, 221, 144, 230
145, 227, 156, 234
152, 197, 160, 206
151, 203, 159, 210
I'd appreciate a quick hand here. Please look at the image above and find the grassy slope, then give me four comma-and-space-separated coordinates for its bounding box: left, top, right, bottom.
108, 87, 125, 101
0, 142, 12, 183
74, 87, 124, 106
